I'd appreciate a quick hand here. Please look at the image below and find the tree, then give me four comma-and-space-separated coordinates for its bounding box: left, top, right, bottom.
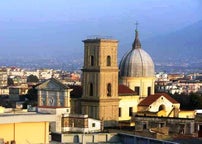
25, 86, 38, 106
171, 92, 202, 110
26, 87, 38, 101
27, 75, 39, 83
189, 92, 202, 109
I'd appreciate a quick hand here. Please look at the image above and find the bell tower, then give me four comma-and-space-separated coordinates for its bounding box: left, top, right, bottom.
81, 38, 119, 127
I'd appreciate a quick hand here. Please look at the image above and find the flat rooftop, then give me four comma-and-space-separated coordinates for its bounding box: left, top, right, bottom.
0, 111, 56, 124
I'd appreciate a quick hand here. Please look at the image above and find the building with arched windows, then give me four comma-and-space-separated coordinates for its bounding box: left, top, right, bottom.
80, 38, 119, 127
73, 29, 201, 137
75, 29, 182, 128
30, 27, 202, 139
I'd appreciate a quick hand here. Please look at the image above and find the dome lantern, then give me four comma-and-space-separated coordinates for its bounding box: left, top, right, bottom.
132, 30, 141, 49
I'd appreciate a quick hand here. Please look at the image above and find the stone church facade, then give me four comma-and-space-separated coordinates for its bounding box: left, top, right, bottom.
36, 78, 72, 112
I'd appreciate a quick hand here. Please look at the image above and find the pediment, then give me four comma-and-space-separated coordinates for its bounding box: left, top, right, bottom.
36, 78, 69, 91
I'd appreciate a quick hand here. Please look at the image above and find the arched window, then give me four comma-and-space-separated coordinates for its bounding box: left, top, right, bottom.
119, 108, 121, 117
107, 83, 111, 96
90, 55, 94, 66
89, 83, 93, 96
107, 56, 111, 66
129, 107, 133, 116
147, 87, 151, 96
158, 104, 166, 111
135, 86, 140, 95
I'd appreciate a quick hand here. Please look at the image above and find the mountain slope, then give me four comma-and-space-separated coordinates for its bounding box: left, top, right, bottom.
142, 20, 202, 62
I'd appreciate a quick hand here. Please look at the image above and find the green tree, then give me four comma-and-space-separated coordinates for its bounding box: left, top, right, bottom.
189, 92, 202, 109
26, 87, 38, 101
25, 86, 38, 107
27, 75, 39, 83
171, 92, 202, 110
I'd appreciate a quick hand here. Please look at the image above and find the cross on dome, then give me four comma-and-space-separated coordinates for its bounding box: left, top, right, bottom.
132, 21, 141, 49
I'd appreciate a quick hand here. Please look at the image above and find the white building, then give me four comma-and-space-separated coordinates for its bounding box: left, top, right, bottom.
62, 113, 101, 133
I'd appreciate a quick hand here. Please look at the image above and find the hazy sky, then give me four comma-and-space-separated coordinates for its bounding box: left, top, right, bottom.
0, 0, 202, 57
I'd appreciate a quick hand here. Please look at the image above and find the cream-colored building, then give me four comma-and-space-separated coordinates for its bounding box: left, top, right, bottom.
0, 86, 9, 95
0, 71, 8, 87
62, 113, 101, 133
36, 78, 72, 111
0, 111, 55, 144
137, 93, 180, 117
118, 85, 139, 123
38, 107, 68, 133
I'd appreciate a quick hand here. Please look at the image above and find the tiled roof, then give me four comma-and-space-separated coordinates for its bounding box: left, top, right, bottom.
118, 84, 136, 96
69, 84, 136, 97
138, 93, 179, 106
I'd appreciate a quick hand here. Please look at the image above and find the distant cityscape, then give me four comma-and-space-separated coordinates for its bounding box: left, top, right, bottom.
0, 54, 201, 74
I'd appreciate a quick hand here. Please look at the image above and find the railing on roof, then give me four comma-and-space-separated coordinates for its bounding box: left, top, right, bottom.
86, 35, 113, 40
118, 133, 179, 144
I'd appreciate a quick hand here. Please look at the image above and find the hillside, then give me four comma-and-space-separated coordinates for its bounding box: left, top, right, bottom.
142, 20, 202, 63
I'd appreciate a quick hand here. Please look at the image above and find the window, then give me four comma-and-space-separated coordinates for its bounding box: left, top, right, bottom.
179, 124, 185, 134
90, 83, 93, 96
66, 109, 69, 113
135, 86, 140, 95
107, 83, 111, 96
62, 118, 68, 127
92, 123, 95, 127
107, 56, 111, 66
129, 107, 133, 116
90, 55, 94, 66
119, 108, 121, 117
159, 123, 165, 128
142, 122, 147, 130
147, 87, 151, 96
199, 125, 202, 131
158, 104, 165, 111
89, 106, 94, 118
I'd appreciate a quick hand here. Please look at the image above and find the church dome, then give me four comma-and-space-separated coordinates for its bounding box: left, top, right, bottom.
119, 30, 155, 77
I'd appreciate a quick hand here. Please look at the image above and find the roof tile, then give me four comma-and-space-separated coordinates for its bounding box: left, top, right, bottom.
138, 93, 179, 106
118, 84, 136, 95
